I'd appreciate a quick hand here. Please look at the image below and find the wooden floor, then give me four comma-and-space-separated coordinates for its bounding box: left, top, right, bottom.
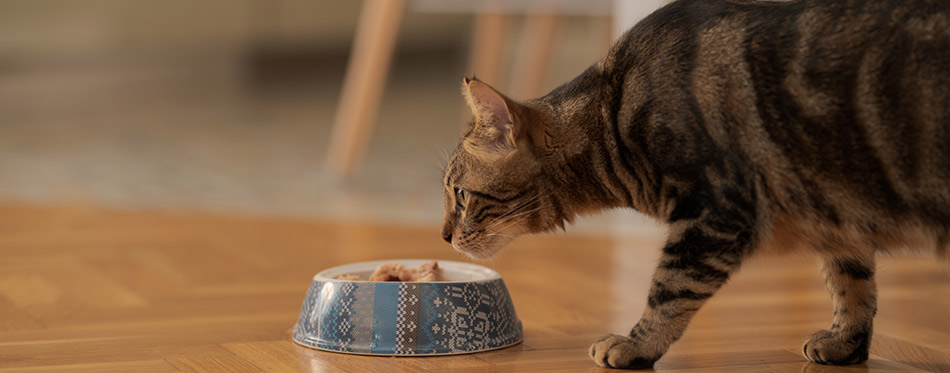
1, 201, 948, 372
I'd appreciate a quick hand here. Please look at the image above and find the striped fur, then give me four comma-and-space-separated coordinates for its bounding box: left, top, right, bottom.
442, 0, 949, 368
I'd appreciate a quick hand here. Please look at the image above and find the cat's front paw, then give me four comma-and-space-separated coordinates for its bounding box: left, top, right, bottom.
802, 329, 870, 365
589, 334, 659, 369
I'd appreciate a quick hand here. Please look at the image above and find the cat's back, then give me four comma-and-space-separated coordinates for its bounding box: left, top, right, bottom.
691, 0, 950, 247
733, 0, 950, 211
611, 0, 950, 248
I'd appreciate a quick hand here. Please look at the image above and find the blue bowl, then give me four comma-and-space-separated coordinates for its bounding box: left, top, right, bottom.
292, 259, 523, 355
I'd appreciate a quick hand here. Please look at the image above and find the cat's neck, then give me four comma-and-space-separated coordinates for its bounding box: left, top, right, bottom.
528, 63, 661, 221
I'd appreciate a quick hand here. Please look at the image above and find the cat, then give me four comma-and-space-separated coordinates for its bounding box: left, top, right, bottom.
440, 0, 949, 369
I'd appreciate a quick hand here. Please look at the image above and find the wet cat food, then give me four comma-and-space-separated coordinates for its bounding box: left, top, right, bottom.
336, 260, 444, 282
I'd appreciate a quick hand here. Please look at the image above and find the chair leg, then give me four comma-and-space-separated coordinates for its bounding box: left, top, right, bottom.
325, 0, 407, 178
469, 12, 510, 87
510, 11, 559, 99
461, 12, 510, 125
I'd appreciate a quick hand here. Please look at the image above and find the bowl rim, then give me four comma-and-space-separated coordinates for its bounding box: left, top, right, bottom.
314, 259, 502, 284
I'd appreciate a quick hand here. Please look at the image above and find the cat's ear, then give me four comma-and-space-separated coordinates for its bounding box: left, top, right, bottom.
462, 77, 518, 158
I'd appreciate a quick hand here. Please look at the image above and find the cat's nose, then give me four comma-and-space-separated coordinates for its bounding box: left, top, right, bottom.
441, 232, 452, 244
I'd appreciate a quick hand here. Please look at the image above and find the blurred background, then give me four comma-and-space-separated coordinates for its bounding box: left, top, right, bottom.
0, 0, 665, 235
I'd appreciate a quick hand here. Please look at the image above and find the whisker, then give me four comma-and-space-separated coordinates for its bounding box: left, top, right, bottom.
483, 194, 543, 230
484, 209, 541, 234
485, 204, 543, 231
487, 213, 537, 238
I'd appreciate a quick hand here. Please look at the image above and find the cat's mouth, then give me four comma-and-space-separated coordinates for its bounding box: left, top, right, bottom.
451, 234, 514, 260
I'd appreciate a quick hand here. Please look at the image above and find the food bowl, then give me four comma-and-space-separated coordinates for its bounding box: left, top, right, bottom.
292, 259, 523, 356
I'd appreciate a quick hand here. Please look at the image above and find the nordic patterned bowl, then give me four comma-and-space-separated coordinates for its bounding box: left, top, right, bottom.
292, 259, 523, 356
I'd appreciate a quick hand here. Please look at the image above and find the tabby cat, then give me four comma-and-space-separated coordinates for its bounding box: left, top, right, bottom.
440, 0, 949, 369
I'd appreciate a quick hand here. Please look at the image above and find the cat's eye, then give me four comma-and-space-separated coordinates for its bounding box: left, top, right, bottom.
455, 188, 467, 211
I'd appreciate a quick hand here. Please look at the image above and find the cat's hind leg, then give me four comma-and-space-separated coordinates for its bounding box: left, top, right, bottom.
803, 253, 877, 365
589, 219, 754, 369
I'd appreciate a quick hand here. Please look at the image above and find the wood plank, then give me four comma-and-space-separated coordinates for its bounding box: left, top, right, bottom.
0, 201, 947, 371
222, 341, 311, 372
166, 354, 263, 373
0, 360, 179, 373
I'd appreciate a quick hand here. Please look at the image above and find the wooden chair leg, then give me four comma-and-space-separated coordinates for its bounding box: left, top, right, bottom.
325, 0, 407, 178
510, 11, 559, 100
461, 12, 510, 125
469, 12, 510, 87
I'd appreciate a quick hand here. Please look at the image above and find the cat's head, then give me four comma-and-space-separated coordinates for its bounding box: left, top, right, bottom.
441, 77, 563, 259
